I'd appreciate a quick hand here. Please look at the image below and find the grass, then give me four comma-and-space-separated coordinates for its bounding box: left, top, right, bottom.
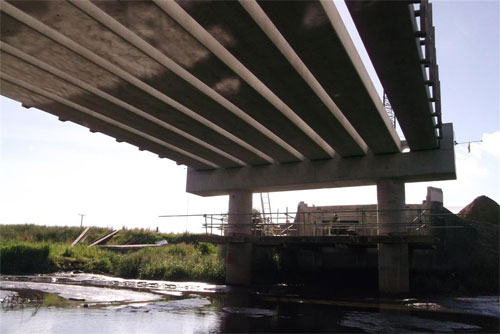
0, 224, 203, 246
0, 224, 112, 244
109, 229, 200, 245
0, 241, 51, 274
0, 225, 224, 283
116, 243, 223, 282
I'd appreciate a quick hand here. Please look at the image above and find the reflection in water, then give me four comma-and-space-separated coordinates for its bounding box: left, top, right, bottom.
1, 275, 499, 333
340, 311, 481, 333
0, 281, 162, 304
222, 306, 276, 318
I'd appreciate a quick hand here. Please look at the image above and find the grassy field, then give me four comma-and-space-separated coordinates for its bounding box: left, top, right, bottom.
0, 225, 224, 283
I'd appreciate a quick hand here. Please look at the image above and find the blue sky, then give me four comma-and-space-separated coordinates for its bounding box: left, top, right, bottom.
1, 1, 499, 232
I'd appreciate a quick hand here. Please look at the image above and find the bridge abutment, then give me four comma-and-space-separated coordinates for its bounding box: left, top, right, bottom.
225, 190, 253, 285
377, 179, 409, 294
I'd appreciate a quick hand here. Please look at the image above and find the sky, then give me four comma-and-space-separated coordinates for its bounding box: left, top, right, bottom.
1, 1, 499, 233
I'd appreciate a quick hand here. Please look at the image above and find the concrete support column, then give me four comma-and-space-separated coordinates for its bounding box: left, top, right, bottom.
225, 190, 253, 285
377, 179, 409, 294
377, 179, 405, 235
227, 190, 253, 236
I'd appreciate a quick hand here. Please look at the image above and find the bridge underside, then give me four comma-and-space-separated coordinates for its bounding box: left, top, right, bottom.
1, 0, 453, 294
1, 0, 445, 179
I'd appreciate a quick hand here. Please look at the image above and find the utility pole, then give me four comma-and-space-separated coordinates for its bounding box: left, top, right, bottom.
78, 213, 85, 227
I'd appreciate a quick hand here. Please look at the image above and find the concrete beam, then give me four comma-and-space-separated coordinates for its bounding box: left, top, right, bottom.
0, 43, 246, 168
257, 0, 401, 154
0, 1, 297, 164
346, 1, 438, 150
173, 0, 370, 158
186, 124, 456, 196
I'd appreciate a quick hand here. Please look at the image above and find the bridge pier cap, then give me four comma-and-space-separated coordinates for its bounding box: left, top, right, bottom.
186, 124, 455, 196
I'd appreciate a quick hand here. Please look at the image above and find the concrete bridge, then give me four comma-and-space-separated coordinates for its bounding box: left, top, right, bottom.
0, 0, 455, 294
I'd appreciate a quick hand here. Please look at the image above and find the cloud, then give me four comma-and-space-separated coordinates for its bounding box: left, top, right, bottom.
482, 131, 500, 160
405, 131, 499, 211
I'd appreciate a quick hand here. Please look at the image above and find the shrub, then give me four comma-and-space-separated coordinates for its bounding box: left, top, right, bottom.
0, 241, 51, 274
115, 244, 224, 283
196, 242, 217, 255
0, 225, 224, 283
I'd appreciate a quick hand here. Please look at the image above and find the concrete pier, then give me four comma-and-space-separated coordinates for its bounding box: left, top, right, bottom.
225, 190, 253, 285
377, 180, 409, 294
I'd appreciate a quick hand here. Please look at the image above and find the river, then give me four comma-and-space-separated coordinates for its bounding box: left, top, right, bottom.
1, 273, 498, 333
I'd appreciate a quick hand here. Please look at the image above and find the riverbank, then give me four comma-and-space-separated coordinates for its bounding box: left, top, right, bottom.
1, 217, 498, 295
0, 225, 224, 283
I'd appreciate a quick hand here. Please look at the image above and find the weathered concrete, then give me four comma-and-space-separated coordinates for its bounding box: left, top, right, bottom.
378, 243, 410, 294
225, 243, 252, 286
292, 202, 424, 237
196, 234, 438, 248
169, 0, 370, 158
0, 0, 442, 170
225, 190, 253, 285
377, 179, 409, 294
227, 190, 253, 236
187, 124, 455, 196
0, 0, 301, 164
377, 179, 406, 235
0, 0, 454, 292
257, 0, 400, 154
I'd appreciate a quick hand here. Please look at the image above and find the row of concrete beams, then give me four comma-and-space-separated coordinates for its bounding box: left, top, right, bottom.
346, 0, 440, 151
0, 0, 400, 171
417, 0, 442, 135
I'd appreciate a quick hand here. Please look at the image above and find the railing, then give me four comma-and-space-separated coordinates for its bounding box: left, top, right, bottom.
193, 208, 456, 237
159, 208, 464, 237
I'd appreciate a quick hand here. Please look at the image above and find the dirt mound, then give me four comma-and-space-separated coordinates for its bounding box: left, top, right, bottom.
458, 196, 499, 224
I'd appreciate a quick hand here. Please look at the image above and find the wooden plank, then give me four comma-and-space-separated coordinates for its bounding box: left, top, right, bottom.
99, 244, 163, 249
98, 244, 163, 251
71, 226, 90, 246
88, 230, 119, 247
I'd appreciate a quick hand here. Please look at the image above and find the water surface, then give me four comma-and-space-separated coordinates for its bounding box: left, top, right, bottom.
1, 274, 498, 333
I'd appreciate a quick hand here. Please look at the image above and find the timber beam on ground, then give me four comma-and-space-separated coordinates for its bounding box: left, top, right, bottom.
194, 234, 438, 248
98, 244, 164, 252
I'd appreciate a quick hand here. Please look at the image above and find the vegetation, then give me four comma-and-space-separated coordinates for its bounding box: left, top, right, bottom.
109, 229, 200, 246
0, 241, 51, 274
0, 224, 112, 244
116, 243, 223, 282
0, 224, 202, 246
0, 225, 224, 283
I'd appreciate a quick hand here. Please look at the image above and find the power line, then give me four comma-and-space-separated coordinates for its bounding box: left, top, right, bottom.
454, 140, 482, 153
